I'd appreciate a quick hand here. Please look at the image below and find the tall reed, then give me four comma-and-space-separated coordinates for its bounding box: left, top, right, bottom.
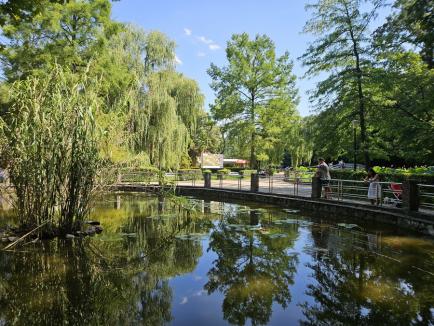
2, 66, 100, 234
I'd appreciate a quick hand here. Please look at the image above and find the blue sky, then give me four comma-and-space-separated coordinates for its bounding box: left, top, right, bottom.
111, 0, 389, 117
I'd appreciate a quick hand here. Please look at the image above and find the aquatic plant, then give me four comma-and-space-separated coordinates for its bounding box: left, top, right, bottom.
2, 66, 100, 234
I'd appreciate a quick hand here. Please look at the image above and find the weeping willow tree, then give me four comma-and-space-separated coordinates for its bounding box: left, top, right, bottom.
1, 66, 100, 234
286, 117, 314, 168
132, 71, 203, 170
97, 25, 205, 170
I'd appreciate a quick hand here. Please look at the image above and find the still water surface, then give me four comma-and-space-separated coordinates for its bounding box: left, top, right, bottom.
0, 193, 433, 325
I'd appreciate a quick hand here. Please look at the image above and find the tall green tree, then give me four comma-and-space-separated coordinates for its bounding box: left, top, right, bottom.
189, 112, 222, 167
301, 0, 382, 168
375, 0, 434, 69
96, 25, 205, 170
208, 33, 298, 169
368, 0, 434, 163
369, 53, 434, 164
1, 0, 116, 81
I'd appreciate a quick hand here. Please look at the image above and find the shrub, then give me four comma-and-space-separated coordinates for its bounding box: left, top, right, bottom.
240, 169, 257, 176
330, 168, 434, 184
266, 167, 276, 176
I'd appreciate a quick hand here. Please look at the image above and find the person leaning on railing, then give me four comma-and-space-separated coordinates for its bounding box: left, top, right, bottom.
364, 168, 381, 205
316, 158, 332, 199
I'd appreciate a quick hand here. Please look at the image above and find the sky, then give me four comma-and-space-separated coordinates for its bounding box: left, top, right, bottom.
111, 0, 389, 117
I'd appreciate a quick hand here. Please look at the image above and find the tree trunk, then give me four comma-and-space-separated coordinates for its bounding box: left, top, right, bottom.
250, 93, 257, 169
355, 66, 370, 170
250, 132, 257, 169
346, 4, 370, 170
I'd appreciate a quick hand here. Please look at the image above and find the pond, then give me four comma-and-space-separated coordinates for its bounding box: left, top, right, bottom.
0, 192, 433, 325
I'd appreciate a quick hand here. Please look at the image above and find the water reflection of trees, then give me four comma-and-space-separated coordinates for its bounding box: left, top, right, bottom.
205, 210, 299, 325
300, 226, 434, 325
0, 194, 212, 325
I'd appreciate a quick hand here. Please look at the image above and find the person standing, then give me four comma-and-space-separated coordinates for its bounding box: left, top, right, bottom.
364, 168, 381, 205
316, 158, 331, 199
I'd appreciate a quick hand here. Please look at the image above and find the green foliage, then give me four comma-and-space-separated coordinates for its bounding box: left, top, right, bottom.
329, 169, 368, 181
374, 166, 434, 175
0, 4, 207, 229
1, 66, 99, 232
304, 0, 434, 166
240, 169, 257, 176
189, 112, 221, 167
209, 33, 300, 169
217, 168, 230, 175
178, 168, 202, 174
97, 25, 205, 170
375, 0, 434, 69
329, 167, 434, 183
301, 0, 383, 168
1, 0, 116, 80
266, 167, 276, 176
295, 166, 312, 172
368, 52, 434, 163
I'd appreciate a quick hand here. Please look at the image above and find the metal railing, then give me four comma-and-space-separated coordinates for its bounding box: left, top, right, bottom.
212, 174, 249, 191
327, 179, 403, 207
111, 170, 433, 214
419, 184, 434, 211
258, 173, 313, 197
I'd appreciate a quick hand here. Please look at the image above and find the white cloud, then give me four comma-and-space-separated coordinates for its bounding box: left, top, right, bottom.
197, 52, 206, 57
193, 290, 207, 297
180, 297, 188, 305
184, 28, 192, 36
209, 44, 221, 51
197, 36, 214, 45
175, 55, 182, 65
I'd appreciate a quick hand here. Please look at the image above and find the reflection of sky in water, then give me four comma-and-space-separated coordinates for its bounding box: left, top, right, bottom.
0, 192, 433, 325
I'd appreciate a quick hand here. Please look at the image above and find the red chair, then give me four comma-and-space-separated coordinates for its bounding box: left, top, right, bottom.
389, 183, 403, 202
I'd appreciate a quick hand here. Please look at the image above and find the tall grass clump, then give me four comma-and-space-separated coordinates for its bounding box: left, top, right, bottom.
2, 66, 100, 235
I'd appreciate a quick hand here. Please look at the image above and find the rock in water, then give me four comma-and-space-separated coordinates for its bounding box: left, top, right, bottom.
85, 227, 96, 236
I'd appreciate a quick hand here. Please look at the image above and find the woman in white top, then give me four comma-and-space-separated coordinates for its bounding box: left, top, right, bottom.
364, 168, 381, 205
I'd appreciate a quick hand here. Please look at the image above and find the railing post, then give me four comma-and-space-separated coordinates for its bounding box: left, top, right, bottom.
311, 176, 322, 199
117, 170, 122, 184
402, 180, 419, 211
204, 172, 211, 188
251, 173, 259, 192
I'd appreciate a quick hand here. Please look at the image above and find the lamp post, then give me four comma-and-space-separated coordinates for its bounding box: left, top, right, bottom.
352, 119, 359, 171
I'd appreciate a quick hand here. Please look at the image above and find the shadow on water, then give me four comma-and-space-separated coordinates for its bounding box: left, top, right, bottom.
0, 192, 433, 325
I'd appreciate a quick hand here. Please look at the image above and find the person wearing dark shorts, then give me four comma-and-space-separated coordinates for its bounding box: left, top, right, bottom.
317, 158, 331, 199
